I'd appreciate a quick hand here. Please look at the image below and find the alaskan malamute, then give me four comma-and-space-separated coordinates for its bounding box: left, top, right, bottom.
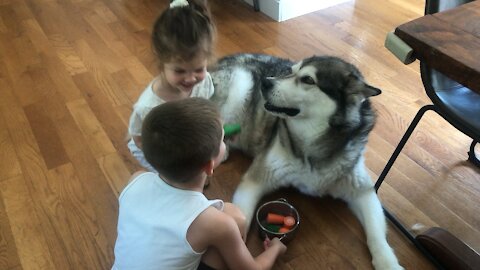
210, 54, 403, 270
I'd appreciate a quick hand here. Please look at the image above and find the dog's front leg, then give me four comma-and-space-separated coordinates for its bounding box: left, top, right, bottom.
347, 188, 404, 270
232, 157, 273, 230
232, 176, 264, 230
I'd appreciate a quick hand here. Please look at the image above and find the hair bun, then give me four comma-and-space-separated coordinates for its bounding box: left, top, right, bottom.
170, 0, 189, 8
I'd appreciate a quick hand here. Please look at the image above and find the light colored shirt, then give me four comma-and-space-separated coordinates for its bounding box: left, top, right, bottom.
113, 172, 223, 270
128, 73, 215, 136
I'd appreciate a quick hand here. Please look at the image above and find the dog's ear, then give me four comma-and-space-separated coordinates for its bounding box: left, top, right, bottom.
348, 73, 382, 98
291, 61, 303, 73
363, 84, 382, 97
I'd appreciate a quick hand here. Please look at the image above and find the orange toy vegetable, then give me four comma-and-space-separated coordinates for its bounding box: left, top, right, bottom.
266, 213, 285, 224
284, 216, 296, 228
266, 213, 297, 228
278, 227, 291, 233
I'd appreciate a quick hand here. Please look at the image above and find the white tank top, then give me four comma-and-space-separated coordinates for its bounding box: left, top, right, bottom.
113, 172, 223, 270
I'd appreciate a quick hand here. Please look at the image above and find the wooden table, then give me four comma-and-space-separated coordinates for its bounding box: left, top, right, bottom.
394, 0, 480, 93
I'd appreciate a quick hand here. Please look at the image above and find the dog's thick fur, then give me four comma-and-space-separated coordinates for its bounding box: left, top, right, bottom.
210, 53, 403, 269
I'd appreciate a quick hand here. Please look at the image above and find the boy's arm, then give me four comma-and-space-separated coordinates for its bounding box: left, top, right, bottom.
196, 208, 286, 270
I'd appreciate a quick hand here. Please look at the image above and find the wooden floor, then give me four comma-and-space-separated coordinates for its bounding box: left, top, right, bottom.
0, 0, 478, 269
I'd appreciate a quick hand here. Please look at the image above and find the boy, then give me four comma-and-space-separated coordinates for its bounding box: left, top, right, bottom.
113, 98, 287, 270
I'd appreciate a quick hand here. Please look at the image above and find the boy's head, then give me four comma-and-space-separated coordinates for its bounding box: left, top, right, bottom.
142, 98, 224, 182
152, 0, 216, 66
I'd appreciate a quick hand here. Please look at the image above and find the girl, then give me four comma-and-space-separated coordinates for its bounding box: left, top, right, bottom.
128, 0, 216, 172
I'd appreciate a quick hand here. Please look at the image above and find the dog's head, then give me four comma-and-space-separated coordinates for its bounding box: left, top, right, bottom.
261, 56, 381, 129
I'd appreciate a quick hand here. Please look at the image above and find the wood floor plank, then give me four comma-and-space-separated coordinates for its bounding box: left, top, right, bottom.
74, 39, 131, 106
91, 1, 118, 24
120, 55, 155, 89
0, 4, 21, 37
111, 68, 145, 104
37, 52, 84, 102
46, 163, 114, 269
21, 18, 54, 58
66, 98, 117, 159
72, 72, 139, 171
47, 33, 88, 76
106, 21, 154, 74
50, 105, 120, 249
97, 152, 131, 196
1, 76, 79, 269
0, 80, 22, 181
78, 12, 135, 69
10, 0, 34, 22
23, 101, 70, 170
0, 176, 56, 270
0, 12, 7, 34
0, 182, 21, 270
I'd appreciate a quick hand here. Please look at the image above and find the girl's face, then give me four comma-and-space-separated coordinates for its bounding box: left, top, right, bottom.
163, 54, 208, 94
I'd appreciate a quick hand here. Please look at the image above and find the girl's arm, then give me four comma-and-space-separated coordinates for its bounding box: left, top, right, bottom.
132, 135, 142, 149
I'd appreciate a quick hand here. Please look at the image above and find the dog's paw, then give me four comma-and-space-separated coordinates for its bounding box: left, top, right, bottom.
372, 257, 404, 270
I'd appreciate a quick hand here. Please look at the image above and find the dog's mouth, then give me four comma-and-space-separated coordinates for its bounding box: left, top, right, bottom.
264, 102, 300, 117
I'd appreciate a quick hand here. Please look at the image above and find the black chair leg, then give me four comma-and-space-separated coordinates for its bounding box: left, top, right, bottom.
375, 105, 435, 191
468, 140, 480, 168
374, 105, 445, 267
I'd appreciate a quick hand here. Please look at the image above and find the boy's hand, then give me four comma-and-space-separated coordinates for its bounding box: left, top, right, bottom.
263, 237, 287, 254
263, 236, 271, 250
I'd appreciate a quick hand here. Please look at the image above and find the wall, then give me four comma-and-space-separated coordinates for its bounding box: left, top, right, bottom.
243, 0, 351, 22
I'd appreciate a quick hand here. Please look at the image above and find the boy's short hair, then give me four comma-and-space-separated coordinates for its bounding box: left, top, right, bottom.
142, 98, 222, 182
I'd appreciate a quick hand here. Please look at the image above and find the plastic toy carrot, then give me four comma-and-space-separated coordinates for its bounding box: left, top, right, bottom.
278, 227, 290, 233
266, 213, 285, 224
266, 213, 297, 227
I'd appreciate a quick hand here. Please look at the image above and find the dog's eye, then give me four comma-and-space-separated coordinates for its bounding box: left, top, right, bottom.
300, 76, 315, 85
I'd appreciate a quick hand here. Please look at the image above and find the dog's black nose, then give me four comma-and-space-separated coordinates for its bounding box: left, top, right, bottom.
261, 77, 274, 90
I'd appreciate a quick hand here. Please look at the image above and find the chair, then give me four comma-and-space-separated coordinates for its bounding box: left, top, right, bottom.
378, 0, 479, 192
378, 0, 480, 268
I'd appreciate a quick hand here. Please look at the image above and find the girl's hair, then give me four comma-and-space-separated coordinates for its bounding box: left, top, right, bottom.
142, 98, 223, 182
152, 0, 216, 65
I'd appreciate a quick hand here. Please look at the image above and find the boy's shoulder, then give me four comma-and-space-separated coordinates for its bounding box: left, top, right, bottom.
188, 204, 240, 251
128, 171, 147, 184
192, 205, 238, 238
118, 171, 159, 201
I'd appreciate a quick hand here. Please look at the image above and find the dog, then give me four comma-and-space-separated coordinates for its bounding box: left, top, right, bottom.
210, 53, 403, 270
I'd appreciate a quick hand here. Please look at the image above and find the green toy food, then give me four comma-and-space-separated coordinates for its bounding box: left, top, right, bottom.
223, 124, 241, 137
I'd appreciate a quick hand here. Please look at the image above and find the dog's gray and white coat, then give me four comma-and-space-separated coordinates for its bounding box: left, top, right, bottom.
210, 54, 403, 270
